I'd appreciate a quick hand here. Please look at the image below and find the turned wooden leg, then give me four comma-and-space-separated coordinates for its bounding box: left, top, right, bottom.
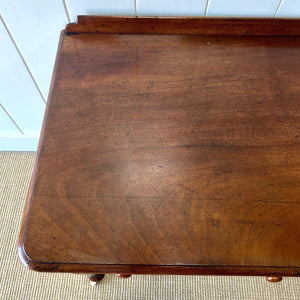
266, 276, 282, 283
116, 274, 132, 278
89, 274, 105, 286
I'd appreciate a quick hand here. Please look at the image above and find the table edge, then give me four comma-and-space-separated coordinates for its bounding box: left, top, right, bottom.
16, 246, 300, 276
17, 30, 66, 272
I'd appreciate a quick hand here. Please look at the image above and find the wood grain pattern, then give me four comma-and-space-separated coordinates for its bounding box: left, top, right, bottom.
19, 18, 300, 277
65, 16, 300, 36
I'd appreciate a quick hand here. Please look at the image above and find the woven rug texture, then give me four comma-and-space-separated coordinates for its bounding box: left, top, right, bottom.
0, 151, 299, 300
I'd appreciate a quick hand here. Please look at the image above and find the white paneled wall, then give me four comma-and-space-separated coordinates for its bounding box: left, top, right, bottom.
276, 0, 300, 17
137, 0, 207, 16
65, 0, 136, 22
0, 0, 68, 99
0, 104, 20, 135
0, 17, 45, 150
0, 0, 299, 151
206, 0, 281, 17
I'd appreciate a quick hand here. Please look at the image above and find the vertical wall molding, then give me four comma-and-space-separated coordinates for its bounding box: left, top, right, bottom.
0, 102, 24, 134
134, 0, 137, 16
274, 0, 284, 17
204, 0, 210, 16
62, 0, 71, 22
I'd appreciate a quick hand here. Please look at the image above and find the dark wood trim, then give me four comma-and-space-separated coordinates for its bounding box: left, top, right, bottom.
14, 256, 300, 276
65, 16, 300, 36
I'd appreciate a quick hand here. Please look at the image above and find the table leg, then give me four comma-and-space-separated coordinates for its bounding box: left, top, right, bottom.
266, 276, 282, 282
89, 274, 105, 286
116, 274, 132, 278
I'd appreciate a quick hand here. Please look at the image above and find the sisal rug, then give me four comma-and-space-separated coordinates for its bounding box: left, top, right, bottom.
0, 152, 299, 300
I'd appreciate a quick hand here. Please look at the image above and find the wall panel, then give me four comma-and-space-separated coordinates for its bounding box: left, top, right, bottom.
276, 0, 300, 17
65, 0, 135, 22
137, 0, 207, 16
206, 0, 281, 17
0, 0, 68, 99
0, 20, 44, 149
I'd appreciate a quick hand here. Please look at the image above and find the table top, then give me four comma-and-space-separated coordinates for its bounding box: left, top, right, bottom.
19, 17, 300, 276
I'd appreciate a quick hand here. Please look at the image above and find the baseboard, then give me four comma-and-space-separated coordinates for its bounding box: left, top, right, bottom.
0, 135, 39, 151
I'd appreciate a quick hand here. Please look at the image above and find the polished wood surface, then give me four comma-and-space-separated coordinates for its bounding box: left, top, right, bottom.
116, 274, 132, 278
266, 276, 283, 283
19, 17, 300, 277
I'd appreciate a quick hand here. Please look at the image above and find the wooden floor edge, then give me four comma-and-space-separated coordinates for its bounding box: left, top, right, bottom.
65, 16, 300, 36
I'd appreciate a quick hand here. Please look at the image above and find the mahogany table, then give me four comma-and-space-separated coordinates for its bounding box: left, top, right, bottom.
19, 16, 300, 284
